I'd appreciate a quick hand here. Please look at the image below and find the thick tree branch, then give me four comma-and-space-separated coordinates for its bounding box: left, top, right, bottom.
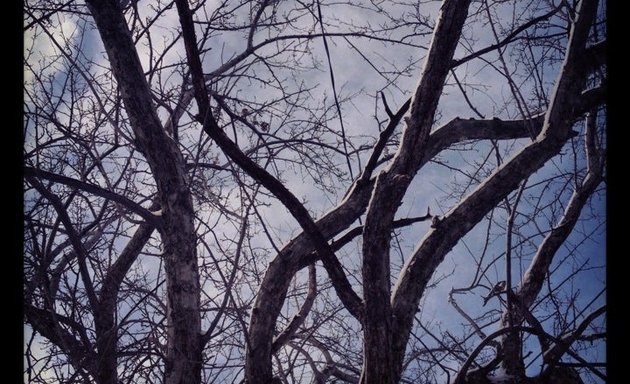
99, 221, 155, 313
391, 0, 599, 369
271, 264, 317, 353
331, 211, 432, 252
83, 1, 187, 190
360, 1, 472, 381
244, 175, 374, 382
24, 167, 161, 227
84, 2, 202, 383
514, 159, 603, 312
174, 0, 363, 321
424, 83, 603, 160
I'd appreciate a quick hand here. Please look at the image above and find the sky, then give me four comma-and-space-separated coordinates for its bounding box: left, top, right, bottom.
24, 0, 606, 382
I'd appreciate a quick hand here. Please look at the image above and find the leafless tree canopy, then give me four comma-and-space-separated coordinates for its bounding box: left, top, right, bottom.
24, 0, 606, 383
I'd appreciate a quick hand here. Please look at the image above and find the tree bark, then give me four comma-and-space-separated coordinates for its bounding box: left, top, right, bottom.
24, 1, 606, 382
360, 0, 472, 382
242, 101, 570, 382
498, 0, 599, 376
84, 2, 202, 383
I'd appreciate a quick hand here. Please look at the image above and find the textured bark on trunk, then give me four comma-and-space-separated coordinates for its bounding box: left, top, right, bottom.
245, 257, 295, 383
359, 0, 472, 382
93, 318, 117, 384
359, 173, 397, 384
162, 228, 202, 384
85, 1, 202, 383
360, 317, 396, 384
241, 86, 594, 382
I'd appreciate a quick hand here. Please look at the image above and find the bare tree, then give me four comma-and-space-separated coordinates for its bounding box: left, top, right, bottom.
24, 1, 606, 384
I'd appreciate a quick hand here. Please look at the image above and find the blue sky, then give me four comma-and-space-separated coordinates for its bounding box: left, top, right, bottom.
24, 1, 606, 382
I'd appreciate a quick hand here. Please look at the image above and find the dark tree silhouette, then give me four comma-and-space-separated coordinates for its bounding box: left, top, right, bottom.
24, 1, 606, 383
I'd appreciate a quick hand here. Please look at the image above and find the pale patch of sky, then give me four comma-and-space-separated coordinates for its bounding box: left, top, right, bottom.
23, 326, 52, 382
24, 1, 605, 381
24, 15, 79, 81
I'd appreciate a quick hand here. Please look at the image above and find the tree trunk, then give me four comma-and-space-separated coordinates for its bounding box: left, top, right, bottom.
162, 225, 202, 384
359, 0, 472, 382
360, 323, 397, 384
85, 1, 202, 383
94, 316, 118, 384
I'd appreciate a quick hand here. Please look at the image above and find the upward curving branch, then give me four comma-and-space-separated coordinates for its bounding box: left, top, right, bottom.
84, 1, 202, 383
391, 0, 601, 378
359, 1, 472, 382
173, 0, 364, 320
24, 167, 161, 227
494, 108, 605, 376
272, 264, 318, 353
